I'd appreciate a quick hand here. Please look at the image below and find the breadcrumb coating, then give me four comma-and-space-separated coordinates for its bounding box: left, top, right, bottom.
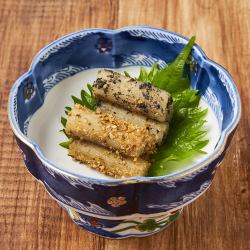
69, 140, 150, 178
66, 104, 152, 157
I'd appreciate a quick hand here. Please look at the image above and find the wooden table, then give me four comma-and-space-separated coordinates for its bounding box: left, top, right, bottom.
0, 0, 249, 249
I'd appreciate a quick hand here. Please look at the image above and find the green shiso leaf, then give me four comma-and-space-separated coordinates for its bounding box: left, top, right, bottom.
173, 89, 200, 109
64, 106, 72, 115
138, 67, 149, 82
71, 84, 97, 110
152, 36, 195, 93
59, 138, 73, 149
71, 95, 83, 106
87, 83, 93, 93
124, 71, 131, 77
61, 116, 67, 127
145, 36, 209, 176
62, 129, 69, 138
137, 63, 160, 83
148, 63, 160, 82
65, 106, 72, 111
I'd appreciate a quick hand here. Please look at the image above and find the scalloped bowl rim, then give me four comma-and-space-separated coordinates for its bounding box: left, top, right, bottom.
8, 26, 241, 184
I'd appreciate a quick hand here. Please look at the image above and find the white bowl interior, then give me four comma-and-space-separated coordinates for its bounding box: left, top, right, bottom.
27, 66, 220, 180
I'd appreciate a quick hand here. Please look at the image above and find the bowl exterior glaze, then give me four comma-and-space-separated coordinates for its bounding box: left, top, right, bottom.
9, 27, 240, 238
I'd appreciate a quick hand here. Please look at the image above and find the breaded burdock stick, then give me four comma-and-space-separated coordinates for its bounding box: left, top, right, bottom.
99, 102, 169, 152
65, 104, 152, 158
92, 70, 173, 122
69, 140, 150, 178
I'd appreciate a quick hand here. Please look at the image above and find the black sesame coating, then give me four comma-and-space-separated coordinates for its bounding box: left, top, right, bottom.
103, 86, 109, 94
95, 70, 173, 122
96, 100, 102, 107
113, 92, 119, 99
113, 92, 124, 100
139, 82, 152, 90
136, 103, 148, 113
93, 78, 107, 89
154, 103, 161, 109
104, 71, 123, 84
142, 91, 150, 100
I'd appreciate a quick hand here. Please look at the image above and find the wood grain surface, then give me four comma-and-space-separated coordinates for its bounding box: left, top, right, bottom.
0, 0, 249, 249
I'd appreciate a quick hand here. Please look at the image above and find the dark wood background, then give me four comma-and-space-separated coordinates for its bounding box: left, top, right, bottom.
0, 0, 249, 249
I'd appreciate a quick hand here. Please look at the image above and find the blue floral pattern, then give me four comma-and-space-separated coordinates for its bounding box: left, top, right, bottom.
107, 197, 127, 207
96, 36, 112, 53
65, 204, 182, 238
23, 82, 35, 102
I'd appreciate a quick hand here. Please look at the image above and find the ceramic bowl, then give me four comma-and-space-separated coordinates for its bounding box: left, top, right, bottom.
8, 27, 240, 238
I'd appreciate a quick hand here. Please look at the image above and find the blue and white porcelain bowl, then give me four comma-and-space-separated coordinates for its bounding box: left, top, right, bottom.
8, 27, 241, 239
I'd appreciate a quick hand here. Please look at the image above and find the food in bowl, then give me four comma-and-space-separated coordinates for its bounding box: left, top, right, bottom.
59, 37, 209, 179
8, 27, 240, 239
